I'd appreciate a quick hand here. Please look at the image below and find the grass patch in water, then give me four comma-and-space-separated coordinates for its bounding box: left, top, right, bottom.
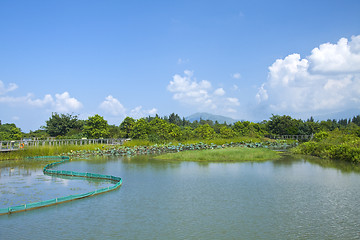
155, 146, 281, 162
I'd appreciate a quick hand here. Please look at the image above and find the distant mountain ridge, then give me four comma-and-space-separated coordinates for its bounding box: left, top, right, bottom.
186, 112, 239, 124
313, 108, 360, 121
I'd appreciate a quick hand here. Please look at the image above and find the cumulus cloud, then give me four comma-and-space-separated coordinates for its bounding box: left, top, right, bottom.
53, 92, 82, 112
130, 106, 158, 119
99, 95, 126, 116
98, 95, 158, 119
0, 80, 18, 95
309, 35, 360, 73
227, 97, 240, 106
257, 35, 360, 115
167, 70, 240, 114
167, 70, 214, 108
214, 88, 226, 96
0, 87, 82, 113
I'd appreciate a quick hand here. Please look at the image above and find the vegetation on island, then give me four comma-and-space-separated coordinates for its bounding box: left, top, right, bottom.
292, 127, 360, 163
155, 147, 281, 162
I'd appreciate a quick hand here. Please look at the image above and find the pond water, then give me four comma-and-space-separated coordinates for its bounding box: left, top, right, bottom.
0, 155, 359, 239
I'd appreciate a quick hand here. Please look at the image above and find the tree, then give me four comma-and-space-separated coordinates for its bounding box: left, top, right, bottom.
130, 118, 150, 139
119, 117, 135, 138
149, 117, 171, 141
219, 126, 235, 138
83, 114, 110, 138
181, 126, 194, 140
45, 113, 82, 137
194, 124, 216, 139
266, 115, 299, 135
0, 123, 23, 140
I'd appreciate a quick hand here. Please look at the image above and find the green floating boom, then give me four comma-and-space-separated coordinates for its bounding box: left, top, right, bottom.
0, 156, 122, 215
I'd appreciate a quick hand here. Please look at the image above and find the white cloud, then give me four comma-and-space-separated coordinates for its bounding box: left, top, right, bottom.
167, 70, 213, 107
257, 35, 360, 115
130, 106, 158, 119
255, 84, 268, 103
167, 70, 241, 114
227, 97, 240, 106
214, 88, 225, 96
53, 92, 82, 112
0, 88, 82, 113
0, 80, 18, 95
232, 73, 241, 79
309, 35, 360, 73
99, 95, 126, 116
27, 94, 54, 107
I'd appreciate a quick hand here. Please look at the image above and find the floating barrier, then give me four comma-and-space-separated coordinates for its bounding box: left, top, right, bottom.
0, 156, 122, 215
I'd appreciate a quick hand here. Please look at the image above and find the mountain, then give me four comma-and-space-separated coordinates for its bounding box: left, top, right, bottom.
186, 112, 239, 124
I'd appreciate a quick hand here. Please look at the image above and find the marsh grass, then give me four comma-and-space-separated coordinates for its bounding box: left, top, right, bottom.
155, 146, 281, 162
0, 144, 105, 161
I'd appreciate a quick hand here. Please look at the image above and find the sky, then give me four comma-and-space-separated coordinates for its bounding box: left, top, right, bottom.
1, 0, 360, 132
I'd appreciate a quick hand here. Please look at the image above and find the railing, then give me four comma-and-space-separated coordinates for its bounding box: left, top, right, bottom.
0, 138, 130, 151
265, 134, 313, 140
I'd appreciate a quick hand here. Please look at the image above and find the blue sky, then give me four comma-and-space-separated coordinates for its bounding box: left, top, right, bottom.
1, 0, 360, 131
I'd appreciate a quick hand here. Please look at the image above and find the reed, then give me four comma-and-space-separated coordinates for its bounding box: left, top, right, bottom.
155, 146, 281, 162
0, 144, 105, 161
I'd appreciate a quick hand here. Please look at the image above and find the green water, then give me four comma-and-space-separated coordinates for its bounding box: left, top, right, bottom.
0, 155, 359, 239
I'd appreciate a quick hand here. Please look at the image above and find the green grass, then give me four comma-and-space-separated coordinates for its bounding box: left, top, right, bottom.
0, 144, 105, 161
155, 146, 281, 162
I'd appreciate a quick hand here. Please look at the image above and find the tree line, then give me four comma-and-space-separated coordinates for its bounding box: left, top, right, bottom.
0, 113, 360, 141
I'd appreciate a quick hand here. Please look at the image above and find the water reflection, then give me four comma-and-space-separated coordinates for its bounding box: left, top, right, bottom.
271, 153, 360, 174
1, 154, 360, 240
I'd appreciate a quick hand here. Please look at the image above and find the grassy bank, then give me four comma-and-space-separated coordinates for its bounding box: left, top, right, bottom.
155, 146, 282, 162
291, 129, 360, 163
0, 144, 105, 161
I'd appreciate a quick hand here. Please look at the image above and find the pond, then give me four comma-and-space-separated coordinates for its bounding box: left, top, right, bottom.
0, 155, 359, 239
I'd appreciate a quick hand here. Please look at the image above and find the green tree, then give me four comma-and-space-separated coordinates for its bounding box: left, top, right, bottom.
194, 124, 216, 139
83, 114, 110, 138
266, 115, 299, 135
181, 126, 194, 140
149, 117, 171, 141
119, 117, 135, 138
0, 123, 23, 140
169, 123, 182, 140
130, 118, 150, 139
45, 113, 83, 137
219, 126, 235, 138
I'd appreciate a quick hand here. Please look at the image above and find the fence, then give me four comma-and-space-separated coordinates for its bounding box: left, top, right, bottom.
0, 138, 129, 151
265, 134, 313, 141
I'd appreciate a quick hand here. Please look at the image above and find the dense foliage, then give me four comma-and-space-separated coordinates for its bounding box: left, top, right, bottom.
83, 114, 110, 139
1, 113, 360, 142
2, 113, 360, 163
45, 113, 84, 137
292, 126, 360, 163
0, 123, 22, 140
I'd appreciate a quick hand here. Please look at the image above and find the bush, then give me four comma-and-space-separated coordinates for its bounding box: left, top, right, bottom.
294, 130, 360, 163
